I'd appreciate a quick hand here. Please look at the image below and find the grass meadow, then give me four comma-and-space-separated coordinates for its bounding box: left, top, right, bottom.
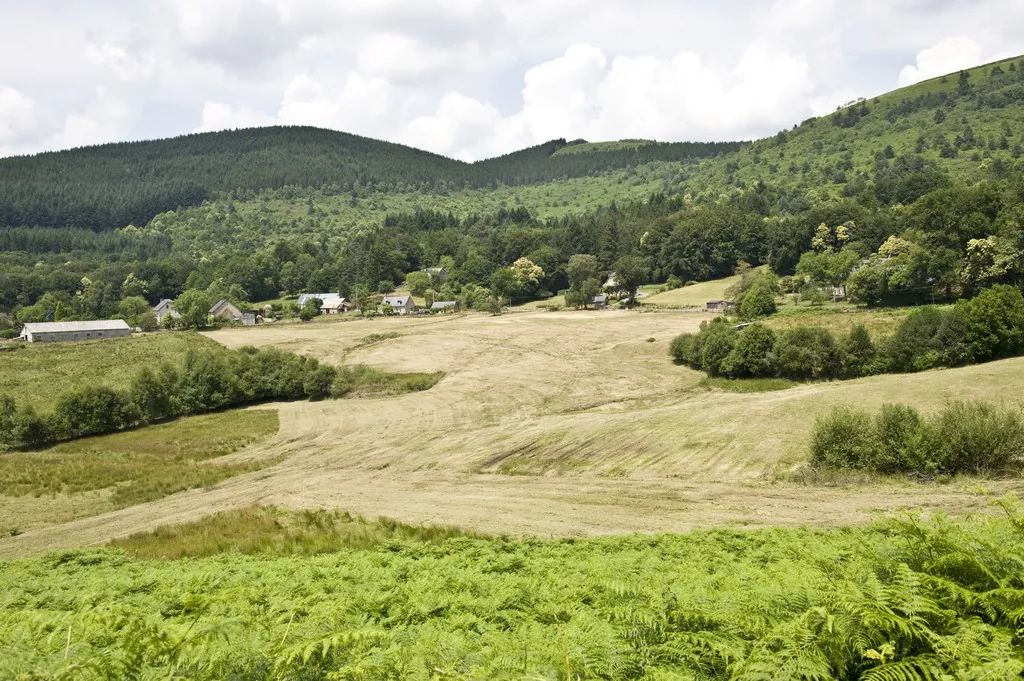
0, 332, 220, 411
0, 409, 278, 532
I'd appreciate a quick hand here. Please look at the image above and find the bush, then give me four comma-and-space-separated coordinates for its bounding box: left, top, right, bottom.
52, 386, 139, 439
699, 322, 738, 377
927, 401, 1024, 474
738, 282, 777, 320
840, 324, 877, 378
811, 401, 1024, 475
776, 327, 841, 380
721, 324, 778, 378
809, 408, 875, 469
957, 284, 1024, 363
883, 306, 946, 373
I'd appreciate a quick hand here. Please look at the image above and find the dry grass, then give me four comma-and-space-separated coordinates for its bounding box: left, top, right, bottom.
641, 273, 744, 308
3, 309, 1023, 557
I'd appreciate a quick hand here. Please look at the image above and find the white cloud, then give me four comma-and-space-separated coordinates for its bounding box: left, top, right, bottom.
45, 86, 138, 151
357, 33, 459, 80
277, 73, 396, 133
85, 43, 156, 81
897, 36, 985, 87
0, 87, 37, 145
399, 42, 819, 159
195, 101, 275, 132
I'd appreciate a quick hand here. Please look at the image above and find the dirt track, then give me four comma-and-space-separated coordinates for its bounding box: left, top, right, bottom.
3, 310, 1022, 557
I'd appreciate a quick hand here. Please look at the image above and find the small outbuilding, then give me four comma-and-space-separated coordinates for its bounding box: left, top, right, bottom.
706, 300, 735, 313
592, 294, 609, 309
425, 267, 448, 285
430, 300, 459, 313
210, 300, 258, 326
19, 320, 131, 343
382, 295, 416, 316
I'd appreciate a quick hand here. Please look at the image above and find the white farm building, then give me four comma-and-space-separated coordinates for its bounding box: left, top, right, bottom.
19, 320, 131, 343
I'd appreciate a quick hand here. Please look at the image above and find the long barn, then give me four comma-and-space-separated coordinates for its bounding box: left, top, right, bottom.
19, 320, 131, 343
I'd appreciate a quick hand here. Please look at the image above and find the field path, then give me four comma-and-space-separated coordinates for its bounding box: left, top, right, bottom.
3, 311, 1022, 557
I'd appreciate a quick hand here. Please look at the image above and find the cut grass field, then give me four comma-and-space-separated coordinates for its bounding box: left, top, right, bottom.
641, 272, 745, 308
0, 332, 220, 411
0, 410, 279, 533
3, 308, 1023, 558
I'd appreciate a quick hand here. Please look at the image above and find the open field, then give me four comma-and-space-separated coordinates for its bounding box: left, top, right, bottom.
3, 309, 1023, 557
641, 273, 743, 308
0, 332, 220, 411
0, 410, 278, 533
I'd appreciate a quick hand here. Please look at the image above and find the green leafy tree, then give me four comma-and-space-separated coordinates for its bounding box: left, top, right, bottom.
722, 324, 778, 378
299, 298, 322, 322
738, 282, 777, 320
404, 271, 431, 297
117, 296, 153, 329
566, 254, 599, 289
614, 255, 649, 305
174, 289, 212, 329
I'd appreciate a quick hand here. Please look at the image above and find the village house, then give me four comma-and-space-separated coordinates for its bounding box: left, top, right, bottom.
430, 300, 459, 313
210, 299, 258, 326
425, 267, 448, 285
19, 320, 131, 343
320, 298, 352, 314
152, 299, 178, 324
382, 295, 415, 316
297, 293, 341, 307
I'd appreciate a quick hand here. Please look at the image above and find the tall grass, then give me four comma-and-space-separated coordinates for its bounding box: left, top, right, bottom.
0, 410, 279, 515
332, 364, 444, 397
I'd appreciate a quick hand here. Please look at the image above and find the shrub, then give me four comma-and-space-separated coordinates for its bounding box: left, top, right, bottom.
666, 276, 683, 290
721, 324, 778, 378
883, 306, 946, 373
811, 401, 1024, 475
738, 281, 777, 320
699, 322, 738, 377
776, 327, 841, 380
927, 401, 1024, 474
956, 284, 1024, 363
303, 365, 337, 401
809, 407, 874, 469
669, 333, 697, 365
872, 404, 925, 473
840, 324, 877, 378
52, 386, 139, 439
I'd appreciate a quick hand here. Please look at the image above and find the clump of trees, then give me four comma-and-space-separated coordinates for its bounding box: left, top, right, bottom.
671, 284, 1024, 381
0, 347, 336, 450
810, 401, 1024, 475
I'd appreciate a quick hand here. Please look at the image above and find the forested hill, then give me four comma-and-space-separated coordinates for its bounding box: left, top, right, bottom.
0, 127, 737, 233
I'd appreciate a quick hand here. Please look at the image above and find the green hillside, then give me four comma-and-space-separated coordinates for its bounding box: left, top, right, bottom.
0, 129, 734, 233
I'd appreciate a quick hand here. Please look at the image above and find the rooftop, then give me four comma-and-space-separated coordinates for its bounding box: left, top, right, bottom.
22, 320, 130, 333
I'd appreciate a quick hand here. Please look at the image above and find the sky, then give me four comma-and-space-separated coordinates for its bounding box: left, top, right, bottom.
0, 0, 1022, 162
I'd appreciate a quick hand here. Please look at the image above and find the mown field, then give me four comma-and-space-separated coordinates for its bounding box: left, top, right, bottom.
1, 504, 1021, 679
4, 308, 1023, 559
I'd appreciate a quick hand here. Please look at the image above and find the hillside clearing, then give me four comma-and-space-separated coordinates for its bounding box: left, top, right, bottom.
2, 309, 1022, 557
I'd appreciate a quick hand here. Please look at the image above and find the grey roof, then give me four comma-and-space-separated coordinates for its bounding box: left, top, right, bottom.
383, 295, 413, 306
153, 298, 174, 310
298, 293, 341, 306
430, 300, 458, 309
210, 299, 236, 314
593, 295, 608, 303
22, 320, 130, 333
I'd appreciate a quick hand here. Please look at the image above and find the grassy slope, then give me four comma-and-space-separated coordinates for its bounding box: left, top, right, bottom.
0, 410, 279, 532
0, 332, 220, 411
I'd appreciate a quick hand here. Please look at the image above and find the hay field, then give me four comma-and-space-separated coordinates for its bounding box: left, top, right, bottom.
641, 273, 743, 307
3, 310, 1023, 557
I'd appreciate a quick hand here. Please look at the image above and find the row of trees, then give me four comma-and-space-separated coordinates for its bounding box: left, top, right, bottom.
0, 347, 335, 450
671, 285, 1024, 381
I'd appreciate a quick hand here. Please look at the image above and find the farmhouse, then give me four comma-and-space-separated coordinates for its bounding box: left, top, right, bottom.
298, 293, 341, 307
382, 295, 415, 315
210, 299, 258, 326
430, 300, 459, 313
321, 298, 352, 314
152, 299, 178, 324
19, 320, 131, 343
425, 267, 448, 285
